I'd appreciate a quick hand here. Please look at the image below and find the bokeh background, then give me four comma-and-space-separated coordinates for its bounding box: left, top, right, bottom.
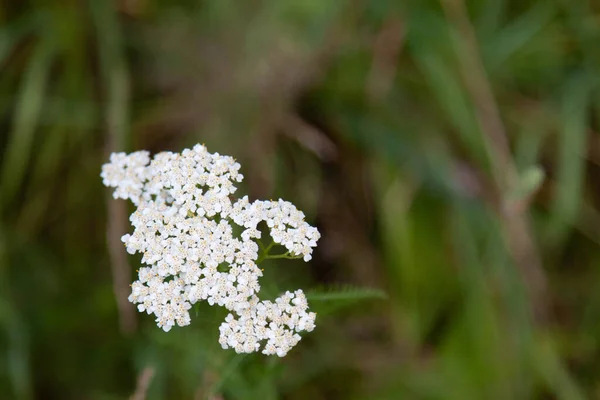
2, 0, 600, 398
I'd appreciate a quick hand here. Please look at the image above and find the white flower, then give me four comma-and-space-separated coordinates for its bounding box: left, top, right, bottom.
102, 144, 320, 356
218, 290, 316, 357
100, 151, 150, 205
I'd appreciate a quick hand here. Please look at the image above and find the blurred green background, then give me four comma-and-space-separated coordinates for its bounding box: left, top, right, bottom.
2, 0, 600, 398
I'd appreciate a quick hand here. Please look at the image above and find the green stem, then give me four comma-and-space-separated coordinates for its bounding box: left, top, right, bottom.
265, 252, 301, 260
256, 241, 302, 263
264, 241, 276, 254
256, 240, 276, 264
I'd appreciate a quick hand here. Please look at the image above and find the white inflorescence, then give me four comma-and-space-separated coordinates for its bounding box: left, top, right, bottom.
218, 290, 316, 357
101, 144, 319, 356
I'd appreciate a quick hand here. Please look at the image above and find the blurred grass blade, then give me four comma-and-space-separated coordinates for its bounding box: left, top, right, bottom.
0, 12, 41, 68
547, 72, 593, 245
0, 229, 32, 399
514, 115, 547, 170
533, 336, 586, 400
0, 37, 54, 211
408, 15, 488, 166
89, 0, 130, 150
476, 0, 506, 37
412, 51, 482, 155
484, 2, 555, 67
89, 0, 134, 333
4, 302, 32, 400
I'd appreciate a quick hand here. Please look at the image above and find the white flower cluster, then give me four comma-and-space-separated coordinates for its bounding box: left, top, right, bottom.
101, 144, 319, 356
219, 290, 315, 357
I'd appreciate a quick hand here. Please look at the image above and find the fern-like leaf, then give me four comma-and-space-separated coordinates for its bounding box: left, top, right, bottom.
304, 285, 387, 316
306, 284, 387, 302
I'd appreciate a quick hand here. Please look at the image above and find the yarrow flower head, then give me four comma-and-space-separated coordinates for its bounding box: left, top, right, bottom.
101, 144, 319, 357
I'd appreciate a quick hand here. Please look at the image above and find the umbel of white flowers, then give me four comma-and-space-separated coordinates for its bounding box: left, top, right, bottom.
101, 145, 319, 357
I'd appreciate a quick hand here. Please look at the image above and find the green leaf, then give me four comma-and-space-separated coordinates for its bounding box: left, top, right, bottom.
305, 284, 387, 302
305, 285, 386, 316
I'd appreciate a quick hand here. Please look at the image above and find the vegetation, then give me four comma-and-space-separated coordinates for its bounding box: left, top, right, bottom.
1, 0, 600, 398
